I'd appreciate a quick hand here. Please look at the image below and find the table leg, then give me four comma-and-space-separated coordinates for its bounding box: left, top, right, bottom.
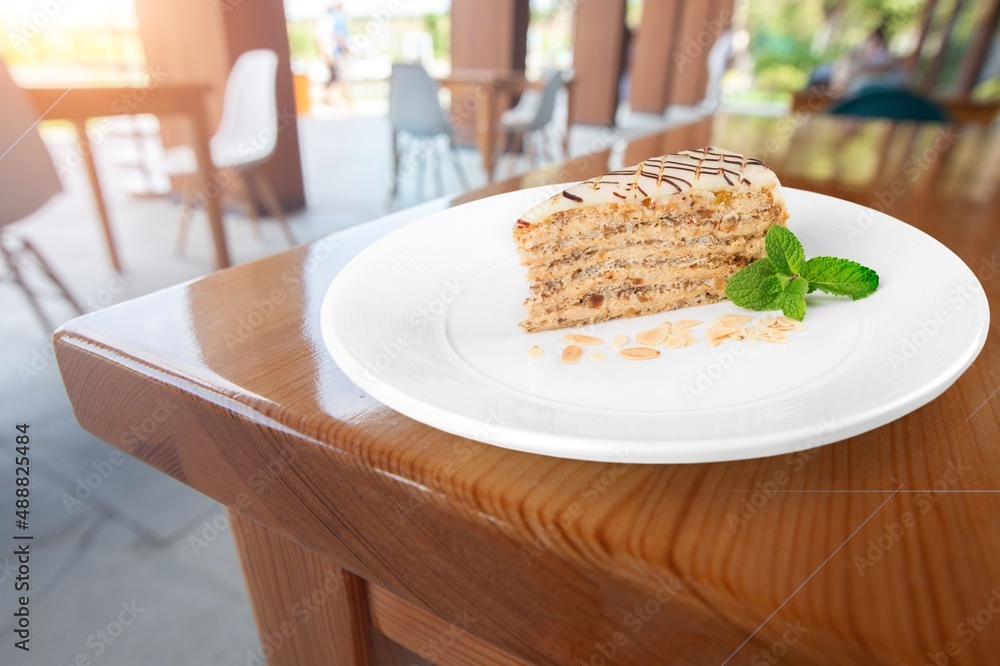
72, 120, 122, 273
563, 83, 575, 158
188, 104, 230, 270
479, 89, 499, 183
389, 128, 400, 198
227, 509, 378, 666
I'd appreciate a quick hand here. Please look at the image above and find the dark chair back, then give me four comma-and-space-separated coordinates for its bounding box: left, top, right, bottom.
826, 86, 949, 123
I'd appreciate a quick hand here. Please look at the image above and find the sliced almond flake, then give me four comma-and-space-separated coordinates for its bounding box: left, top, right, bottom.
672, 319, 702, 329
681, 334, 698, 346
590, 351, 606, 362
526, 345, 544, 361
561, 345, 583, 364
620, 346, 660, 360
664, 335, 688, 349
707, 326, 738, 341
610, 334, 629, 349
745, 328, 760, 341
761, 330, 789, 343
730, 327, 747, 341
718, 314, 753, 327
708, 337, 726, 348
707, 319, 731, 331
636, 324, 672, 346
563, 333, 602, 346
777, 316, 806, 331
757, 317, 777, 327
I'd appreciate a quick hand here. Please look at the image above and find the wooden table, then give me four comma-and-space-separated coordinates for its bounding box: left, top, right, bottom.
55, 113, 1000, 665
25, 84, 231, 271
439, 69, 576, 182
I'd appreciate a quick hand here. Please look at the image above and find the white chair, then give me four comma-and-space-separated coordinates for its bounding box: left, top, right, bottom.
703, 31, 733, 112
0, 59, 83, 329
164, 49, 294, 254
497, 69, 565, 176
388, 63, 468, 200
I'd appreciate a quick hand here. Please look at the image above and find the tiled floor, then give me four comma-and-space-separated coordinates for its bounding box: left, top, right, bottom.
0, 105, 708, 664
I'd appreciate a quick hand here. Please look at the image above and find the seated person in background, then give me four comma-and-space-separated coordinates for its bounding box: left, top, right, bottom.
830, 24, 911, 95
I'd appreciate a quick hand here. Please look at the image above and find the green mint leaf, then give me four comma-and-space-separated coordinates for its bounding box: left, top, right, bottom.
724, 225, 879, 318
777, 276, 808, 321
765, 225, 806, 276
801, 256, 879, 300
725, 259, 783, 310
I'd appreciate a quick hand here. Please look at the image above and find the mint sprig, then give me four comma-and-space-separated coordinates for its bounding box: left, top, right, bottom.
725, 226, 879, 321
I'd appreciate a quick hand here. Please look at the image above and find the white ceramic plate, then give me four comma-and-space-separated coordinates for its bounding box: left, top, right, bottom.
321, 186, 989, 463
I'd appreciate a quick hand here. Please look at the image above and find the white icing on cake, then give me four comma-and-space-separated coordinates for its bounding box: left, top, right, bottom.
519, 146, 781, 224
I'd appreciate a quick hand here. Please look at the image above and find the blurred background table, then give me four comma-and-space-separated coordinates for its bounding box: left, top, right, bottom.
56, 112, 1000, 665
439, 69, 576, 181
24, 84, 229, 271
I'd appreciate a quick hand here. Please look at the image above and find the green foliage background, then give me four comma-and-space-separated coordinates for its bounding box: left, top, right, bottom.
741, 0, 996, 99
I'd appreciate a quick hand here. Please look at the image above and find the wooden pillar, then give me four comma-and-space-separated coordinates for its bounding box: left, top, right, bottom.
956, 0, 1000, 95
629, 0, 685, 113
136, 0, 305, 211
218, 0, 305, 211
571, 0, 627, 125
921, 0, 968, 94
134, 0, 229, 147
667, 0, 734, 107
450, 0, 530, 143
907, 0, 941, 69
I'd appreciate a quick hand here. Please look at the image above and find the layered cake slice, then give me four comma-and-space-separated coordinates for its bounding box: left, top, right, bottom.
514, 146, 788, 332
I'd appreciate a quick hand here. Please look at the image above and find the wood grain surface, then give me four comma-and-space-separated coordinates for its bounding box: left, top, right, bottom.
369, 584, 529, 666
56, 114, 1000, 665
229, 509, 432, 665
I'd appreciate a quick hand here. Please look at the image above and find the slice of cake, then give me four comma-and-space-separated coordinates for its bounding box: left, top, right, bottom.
514, 146, 788, 332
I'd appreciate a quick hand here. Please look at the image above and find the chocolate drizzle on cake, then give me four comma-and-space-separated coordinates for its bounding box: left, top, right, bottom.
530, 147, 774, 220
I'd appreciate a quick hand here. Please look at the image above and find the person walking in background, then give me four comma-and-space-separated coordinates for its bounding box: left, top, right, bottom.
316, 2, 353, 106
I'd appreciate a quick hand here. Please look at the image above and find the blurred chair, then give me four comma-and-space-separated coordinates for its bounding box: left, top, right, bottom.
826, 86, 949, 123
388, 63, 468, 200
0, 59, 83, 329
497, 69, 566, 177
703, 31, 733, 111
163, 49, 294, 254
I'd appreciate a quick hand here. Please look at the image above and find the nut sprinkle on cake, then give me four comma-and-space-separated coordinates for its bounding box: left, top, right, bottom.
514, 146, 789, 332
